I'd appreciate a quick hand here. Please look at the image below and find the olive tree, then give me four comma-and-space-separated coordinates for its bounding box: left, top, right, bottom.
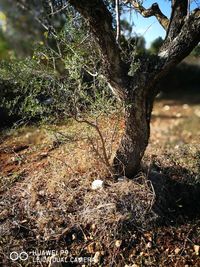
2, 0, 200, 178
66, 0, 200, 177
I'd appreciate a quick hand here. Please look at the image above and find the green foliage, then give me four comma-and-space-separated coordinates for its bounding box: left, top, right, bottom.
128, 58, 141, 76
120, 19, 133, 38
0, 12, 116, 126
0, 1, 150, 126
0, 59, 55, 121
0, 31, 10, 59
120, 35, 147, 66
191, 45, 200, 57
149, 37, 163, 55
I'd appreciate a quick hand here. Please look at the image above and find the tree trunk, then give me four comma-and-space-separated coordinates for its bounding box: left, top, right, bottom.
68, 0, 200, 179
113, 88, 153, 178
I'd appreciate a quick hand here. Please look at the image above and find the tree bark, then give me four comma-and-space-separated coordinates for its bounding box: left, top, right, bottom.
68, 0, 200, 178
113, 89, 152, 177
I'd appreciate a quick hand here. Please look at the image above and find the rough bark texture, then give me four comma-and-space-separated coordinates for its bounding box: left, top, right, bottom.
113, 91, 152, 177
167, 0, 188, 38
69, 0, 129, 100
69, 0, 200, 178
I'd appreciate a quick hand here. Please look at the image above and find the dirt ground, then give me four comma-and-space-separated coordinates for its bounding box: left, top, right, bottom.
0, 98, 200, 267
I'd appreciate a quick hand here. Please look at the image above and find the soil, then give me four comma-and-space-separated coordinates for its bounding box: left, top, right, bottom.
0, 99, 199, 267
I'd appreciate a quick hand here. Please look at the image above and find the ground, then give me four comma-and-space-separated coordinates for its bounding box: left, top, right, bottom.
0, 96, 200, 267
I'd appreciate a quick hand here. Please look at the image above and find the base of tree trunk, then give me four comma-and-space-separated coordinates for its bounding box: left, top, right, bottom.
112, 96, 151, 178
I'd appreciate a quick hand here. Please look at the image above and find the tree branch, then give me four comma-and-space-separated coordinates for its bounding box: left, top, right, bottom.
124, 0, 169, 30
69, 0, 128, 100
145, 8, 200, 96
116, 0, 121, 43
166, 0, 188, 41
160, 8, 200, 68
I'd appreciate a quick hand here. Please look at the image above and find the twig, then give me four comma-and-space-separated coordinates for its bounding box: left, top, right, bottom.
115, 0, 121, 44
49, 3, 69, 15
74, 116, 113, 173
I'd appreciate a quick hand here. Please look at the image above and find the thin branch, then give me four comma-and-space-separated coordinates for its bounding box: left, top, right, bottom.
88, 136, 106, 165
188, 0, 191, 17
69, 0, 127, 100
49, 3, 69, 15
124, 0, 169, 30
115, 0, 121, 43
74, 116, 113, 173
48, 0, 54, 15
160, 8, 200, 64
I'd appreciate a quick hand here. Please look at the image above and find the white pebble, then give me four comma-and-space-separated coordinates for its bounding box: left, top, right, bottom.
91, 180, 104, 190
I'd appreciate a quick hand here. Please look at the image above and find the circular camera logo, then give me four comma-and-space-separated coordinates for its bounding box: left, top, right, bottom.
10, 251, 28, 261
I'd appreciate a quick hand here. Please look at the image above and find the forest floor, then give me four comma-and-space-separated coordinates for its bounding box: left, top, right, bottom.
0, 96, 200, 267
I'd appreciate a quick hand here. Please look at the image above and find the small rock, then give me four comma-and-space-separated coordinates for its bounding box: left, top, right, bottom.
115, 240, 122, 248
176, 113, 182, 118
72, 233, 76, 240
182, 104, 189, 109
38, 190, 45, 196
87, 242, 95, 253
194, 108, 200, 117
175, 247, 181, 254
194, 244, 199, 255
146, 242, 152, 249
91, 180, 104, 190
117, 176, 126, 182
93, 251, 101, 264
91, 224, 96, 230
163, 105, 170, 111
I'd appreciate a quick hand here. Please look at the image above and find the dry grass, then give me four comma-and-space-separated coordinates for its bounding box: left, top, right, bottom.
0, 100, 200, 266
1, 159, 161, 266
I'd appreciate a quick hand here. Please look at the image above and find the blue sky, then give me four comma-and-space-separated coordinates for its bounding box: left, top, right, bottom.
124, 0, 199, 48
